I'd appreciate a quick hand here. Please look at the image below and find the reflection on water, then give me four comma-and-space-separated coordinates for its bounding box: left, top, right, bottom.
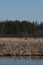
0, 56, 43, 60
0, 56, 43, 65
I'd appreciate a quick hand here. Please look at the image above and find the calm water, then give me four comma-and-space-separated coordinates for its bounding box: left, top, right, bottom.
0, 56, 43, 65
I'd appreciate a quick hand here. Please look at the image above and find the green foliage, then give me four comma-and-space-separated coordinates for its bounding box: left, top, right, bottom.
0, 20, 42, 37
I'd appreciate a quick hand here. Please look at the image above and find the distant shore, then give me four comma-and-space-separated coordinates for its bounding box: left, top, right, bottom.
0, 38, 43, 56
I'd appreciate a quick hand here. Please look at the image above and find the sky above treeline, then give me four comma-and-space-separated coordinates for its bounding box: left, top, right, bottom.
0, 0, 43, 23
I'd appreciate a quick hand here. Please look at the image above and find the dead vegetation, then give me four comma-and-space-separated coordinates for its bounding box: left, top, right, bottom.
0, 38, 43, 56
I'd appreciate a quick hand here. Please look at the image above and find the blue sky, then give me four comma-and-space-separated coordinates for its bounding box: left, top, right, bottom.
0, 0, 43, 22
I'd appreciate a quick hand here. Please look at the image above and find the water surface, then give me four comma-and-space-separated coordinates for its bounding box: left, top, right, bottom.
0, 56, 43, 65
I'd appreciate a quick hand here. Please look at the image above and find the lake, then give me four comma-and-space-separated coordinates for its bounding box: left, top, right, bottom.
0, 56, 43, 65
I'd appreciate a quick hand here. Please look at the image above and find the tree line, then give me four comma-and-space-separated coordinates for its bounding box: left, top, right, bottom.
0, 20, 43, 37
